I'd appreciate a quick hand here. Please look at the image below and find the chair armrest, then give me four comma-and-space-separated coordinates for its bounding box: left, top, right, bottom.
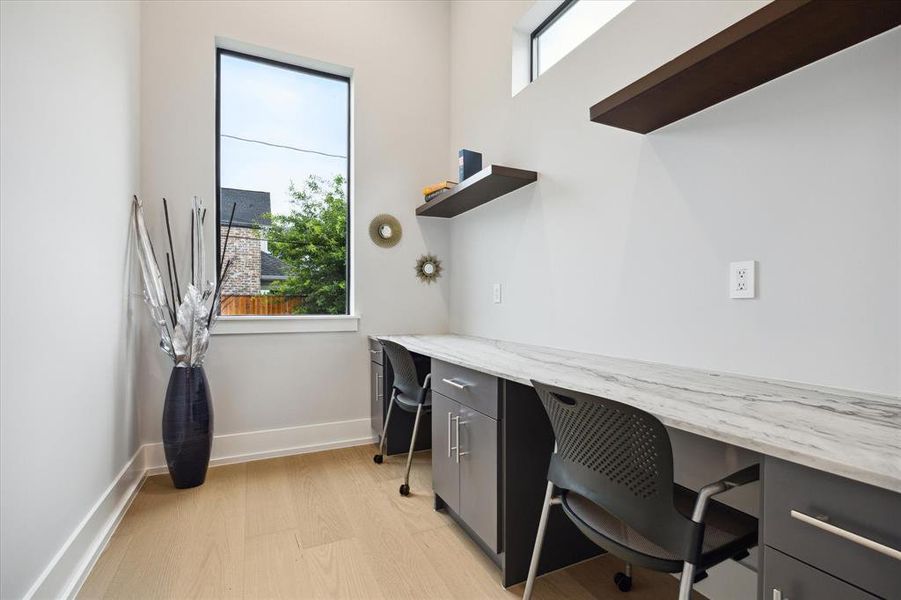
720, 464, 760, 489
416, 373, 433, 406
691, 463, 760, 522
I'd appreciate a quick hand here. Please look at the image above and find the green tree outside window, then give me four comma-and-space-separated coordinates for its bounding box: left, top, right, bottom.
264, 174, 347, 315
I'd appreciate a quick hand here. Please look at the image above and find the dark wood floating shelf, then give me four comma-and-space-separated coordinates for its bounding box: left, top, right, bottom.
416, 165, 538, 218
590, 0, 901, 134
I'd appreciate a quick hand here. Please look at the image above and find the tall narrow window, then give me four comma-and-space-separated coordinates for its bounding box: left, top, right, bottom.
531, 0, 633, 80
216, 49, 350, 316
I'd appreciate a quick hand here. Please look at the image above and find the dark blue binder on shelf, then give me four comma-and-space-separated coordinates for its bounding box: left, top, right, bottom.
458, 149, 482, 182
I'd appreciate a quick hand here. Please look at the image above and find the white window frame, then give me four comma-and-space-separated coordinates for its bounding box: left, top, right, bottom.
529, 0, 578, 82
212, 314, 359, 335
511, 0, 633, 95
214, 38, 357, 334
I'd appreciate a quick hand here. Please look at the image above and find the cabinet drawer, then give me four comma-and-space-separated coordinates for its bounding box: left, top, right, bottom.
432, 360, 499, 418
763, 546, 876, 600
763, 458, 901, 598
368, 338, 383, 365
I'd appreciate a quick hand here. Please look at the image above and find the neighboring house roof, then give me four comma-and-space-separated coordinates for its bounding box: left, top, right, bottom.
220, 188, 271, 227
261, 251, 288, 282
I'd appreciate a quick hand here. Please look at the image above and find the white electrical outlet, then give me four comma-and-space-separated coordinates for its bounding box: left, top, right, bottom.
729, 261, 756, 299
492, 283, 502, 304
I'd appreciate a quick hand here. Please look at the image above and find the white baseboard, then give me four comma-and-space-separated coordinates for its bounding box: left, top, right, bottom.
24, 448, 146, 600
143, 417, 375, 473
24, 418, 375, 600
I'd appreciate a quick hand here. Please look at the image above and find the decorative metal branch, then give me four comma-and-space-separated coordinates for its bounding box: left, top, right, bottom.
133, 196, 235, 367
165, 253, 177, 326
132, 195, 175, 360
162, 198, 182, 302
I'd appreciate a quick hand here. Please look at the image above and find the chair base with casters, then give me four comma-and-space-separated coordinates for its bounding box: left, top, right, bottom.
613, 563, 633, 592
373, 387, 431, 495
523, 380, 760, 600
372, 339, 432, 497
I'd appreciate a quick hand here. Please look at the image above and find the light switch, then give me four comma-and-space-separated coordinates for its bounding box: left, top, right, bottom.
492, 283, 502, 304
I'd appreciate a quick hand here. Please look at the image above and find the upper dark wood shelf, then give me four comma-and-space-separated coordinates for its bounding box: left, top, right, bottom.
590, 0, 901, 134
416, 165, 538, 218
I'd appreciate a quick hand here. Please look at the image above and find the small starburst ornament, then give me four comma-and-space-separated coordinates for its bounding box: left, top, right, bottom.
415, 254, 442, 284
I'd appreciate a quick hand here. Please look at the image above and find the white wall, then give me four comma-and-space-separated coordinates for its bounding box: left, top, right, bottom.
0, 2, 142, 598
138, 1, 451, 444
0, 1, 895, 594
448, 0, 901, 396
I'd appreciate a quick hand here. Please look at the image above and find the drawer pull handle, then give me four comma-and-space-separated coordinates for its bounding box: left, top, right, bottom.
454, 415, 461, 463
790, 510, 901, 561
457, 420, 469, 459
442, 378, 469, 390
447, 412, 454, 458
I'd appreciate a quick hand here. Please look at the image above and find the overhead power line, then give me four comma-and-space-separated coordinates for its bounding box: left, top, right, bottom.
221, 134, 347, 159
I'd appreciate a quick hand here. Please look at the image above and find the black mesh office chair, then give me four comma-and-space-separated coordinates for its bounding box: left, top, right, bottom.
524, 381, 759, 600
373, 339, 432, 497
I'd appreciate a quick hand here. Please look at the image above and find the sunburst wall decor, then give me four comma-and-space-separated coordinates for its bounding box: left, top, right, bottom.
415, 254, 442, 284
368, 214, 402, 248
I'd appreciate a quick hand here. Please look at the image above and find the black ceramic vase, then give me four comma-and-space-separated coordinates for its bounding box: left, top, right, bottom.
163, 366, 213, 489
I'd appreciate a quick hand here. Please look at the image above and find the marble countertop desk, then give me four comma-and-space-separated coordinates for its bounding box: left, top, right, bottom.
375, 334, 901, 493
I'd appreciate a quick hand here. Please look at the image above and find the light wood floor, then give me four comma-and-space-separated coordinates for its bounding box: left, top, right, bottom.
80, 444, 703, 599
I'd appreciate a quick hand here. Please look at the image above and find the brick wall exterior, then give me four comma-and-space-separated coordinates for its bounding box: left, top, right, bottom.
220, 226, 260, 295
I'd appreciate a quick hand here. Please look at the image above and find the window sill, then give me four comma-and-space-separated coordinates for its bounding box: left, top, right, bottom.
211, 314, 360, 335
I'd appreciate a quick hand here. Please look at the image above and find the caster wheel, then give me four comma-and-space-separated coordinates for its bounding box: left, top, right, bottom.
373, 454, 383, 464
613, 573, 632, 592
399, 484, 410, 496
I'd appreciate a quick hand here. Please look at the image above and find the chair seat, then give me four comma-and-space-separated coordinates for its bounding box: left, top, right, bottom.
561, 485, 758, 573
393, 390, 432, 412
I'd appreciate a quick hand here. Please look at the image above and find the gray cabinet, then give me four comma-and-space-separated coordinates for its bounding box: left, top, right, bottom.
762, 458, 901, 599
369, 338, 385, 438
431, 388, 500, 552
428, 361, 608, 586
763, 547, 875, 600
370, 361, 383, 437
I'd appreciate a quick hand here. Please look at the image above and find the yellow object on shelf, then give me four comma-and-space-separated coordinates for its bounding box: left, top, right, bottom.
422, 180, 457, 196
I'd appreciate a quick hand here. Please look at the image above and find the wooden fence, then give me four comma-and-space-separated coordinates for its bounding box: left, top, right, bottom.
220, 295, 302, 316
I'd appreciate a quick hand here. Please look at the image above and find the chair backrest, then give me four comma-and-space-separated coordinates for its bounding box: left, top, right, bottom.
379, 339, 425, 402
532, 380, 703, 562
